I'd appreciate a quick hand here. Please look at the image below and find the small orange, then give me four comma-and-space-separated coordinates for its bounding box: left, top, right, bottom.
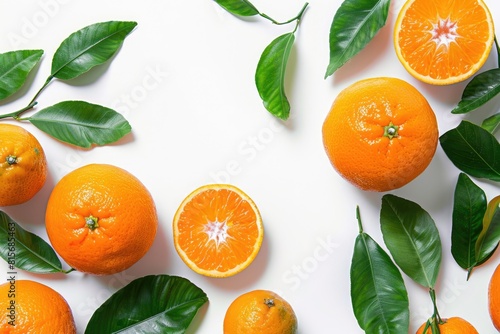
489, 263, 500, 330
322, 77, 438, 192
45, 163, 158, 275
223, 290, 298, 334
0, 123, 47, 206
416, 317, 478, 333
394, 0, 495, 85
173, 184, 263, 278
0, 279, 76, 333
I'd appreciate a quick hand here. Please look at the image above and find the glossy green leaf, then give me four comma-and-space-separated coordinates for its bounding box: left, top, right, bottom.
451, 173, 487, 272
85, 275, 208, 334
380, 194, 442, 288
0, 211, 64, 273
325, 0, 390, 78
351, 209, 409, 333
51, 21, 137, 80
28, 101, 131, 148
475, 196, 500, 265
451, 69, 500, 114
440, 120, 500, 182
482, 113, 500, 134
255, 32, 295, 120
0, 50, 43, 100
214, 0, 259, 16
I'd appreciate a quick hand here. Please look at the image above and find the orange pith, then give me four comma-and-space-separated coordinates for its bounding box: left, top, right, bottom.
394, 0, 495, 85
0, 124, 47, 206
416, 317, 478, 333
173, 184, 263, 278
322, 77, 438, 192
45, 163, 158, 275
0, 280, 76, 333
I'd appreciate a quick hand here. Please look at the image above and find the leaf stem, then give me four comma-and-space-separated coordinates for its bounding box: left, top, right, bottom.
259, 2, 308, 26
28, 75, 53, 106
428, 288, 442, 333
355, 206, 364, 234
0, 101, 38, 120
495, 35, 500, 68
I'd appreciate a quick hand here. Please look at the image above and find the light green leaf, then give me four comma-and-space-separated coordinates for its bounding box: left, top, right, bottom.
0, 50, 43, 100
255, 32, 295, 120
214, 0, 259, 16
28, 100, 131, 148
51, 21, 137, 80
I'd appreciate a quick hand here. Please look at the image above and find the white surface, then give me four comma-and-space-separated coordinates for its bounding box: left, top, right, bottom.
1, 0, 499, 333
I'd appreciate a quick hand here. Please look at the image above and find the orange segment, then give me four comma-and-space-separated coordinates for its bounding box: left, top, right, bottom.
394, 0, 495, 85
173, 184, 263, 278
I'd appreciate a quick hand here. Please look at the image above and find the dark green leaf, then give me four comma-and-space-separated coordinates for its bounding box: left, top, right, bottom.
0, 211, 64, 273
325, 0, 390, 77
451, 173, 487, 272
482, 113, 500, 134
351, 223, 409, 333
51, 21, 137, 80
476, 196, 500, 265
0, 50, 43, 100
451, 69, 500, 114
440, 121, 500, 181
85, 275, 208, 334
380, 194, 442, 288
214, 0, 259, 16
28, 101, 131, 148
255, 32, 295, 120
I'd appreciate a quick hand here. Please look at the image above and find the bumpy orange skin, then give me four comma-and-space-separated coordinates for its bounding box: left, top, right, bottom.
489, 263, 500, 330
416, 317, 478, 334
45, 164, 158, 275
224, 290, 298, 334
0, 124, 47, 206
0, 280, 76, 333
394, 0, 494, 85
322, 77, 438, 192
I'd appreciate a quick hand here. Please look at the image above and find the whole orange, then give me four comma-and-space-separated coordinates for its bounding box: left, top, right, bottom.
0, 279, 76, 333
0, 123, 47, 206
416, 317, 478, 333
223, 290, 298, 334
489, 263, 500, 330
45, 163, 158, 275
322, 77, 438, 192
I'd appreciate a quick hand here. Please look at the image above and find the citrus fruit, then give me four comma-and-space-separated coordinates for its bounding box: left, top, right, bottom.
173, 184, 263, 278
45, 163, 158, 275
394, 0, 495, 85
489, 263, 500, 330
416, 317, 478, 333
0, 279, 76, 333
322, 77, 438, 192
0, 123, 47, 206
224, 290, 298, 334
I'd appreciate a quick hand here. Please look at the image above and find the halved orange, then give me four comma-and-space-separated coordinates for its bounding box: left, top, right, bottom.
394, 0, 495, 85
173, 184, 263, 278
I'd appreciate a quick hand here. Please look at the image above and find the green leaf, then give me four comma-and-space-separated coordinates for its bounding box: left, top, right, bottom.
451, 173, 487, 273
51, 21, 137, 80
451, 68, 500, 114
214, 0, 259, 16
380, 194, 442, 288
325, 0, 390, 78
482, 113, 500, 134
85, 275, 208, 334
440, 120, 500, 182
0, 211, 64, 274
475, 196, 500, 265
0, 50, 43, 100
28, 100, 131, 148
255, 32, 295, 120
351, 208, 409, 333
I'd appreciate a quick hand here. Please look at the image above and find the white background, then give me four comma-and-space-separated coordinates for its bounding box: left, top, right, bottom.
1, 0, 499, 333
